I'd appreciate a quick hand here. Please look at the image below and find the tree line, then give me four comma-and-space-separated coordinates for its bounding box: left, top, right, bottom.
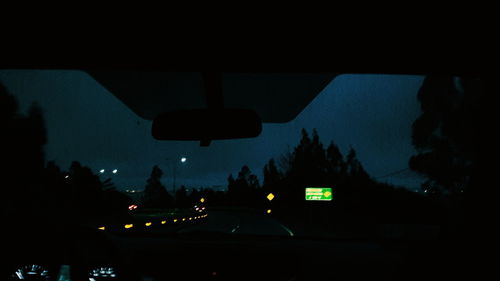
2, 75, 480, 230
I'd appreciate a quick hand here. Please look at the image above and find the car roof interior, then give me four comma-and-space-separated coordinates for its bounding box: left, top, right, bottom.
86, 71, 338, 123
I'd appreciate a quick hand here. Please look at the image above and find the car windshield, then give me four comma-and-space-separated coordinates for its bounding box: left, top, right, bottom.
1, 70, 478, 241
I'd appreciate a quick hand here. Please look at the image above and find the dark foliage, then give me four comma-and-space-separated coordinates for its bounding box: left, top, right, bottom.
143, 165, 174, 208
410, 76, 481, 196
1, 83, 133, 226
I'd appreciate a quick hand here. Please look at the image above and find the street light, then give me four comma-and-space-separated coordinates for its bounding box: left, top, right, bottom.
100, 169, 105, 173
166, 157, 187, 194
112, 169, 118, 174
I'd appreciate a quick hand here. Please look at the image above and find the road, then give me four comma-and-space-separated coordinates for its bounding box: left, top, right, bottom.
177, 210, 295, 237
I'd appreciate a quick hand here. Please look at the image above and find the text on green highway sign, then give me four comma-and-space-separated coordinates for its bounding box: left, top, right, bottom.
305, 187, 332, 201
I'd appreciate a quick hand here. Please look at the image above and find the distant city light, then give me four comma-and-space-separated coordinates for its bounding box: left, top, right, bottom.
112, 169, 118, 174
267, 209, 272, 214
65, 175, 69, 179
98, 226, 105, 230
181, 157, 187, 163
100, 169, 105, 173
124, 224, 133, 229
145, 222, 152, 227
161, 221, 166, 224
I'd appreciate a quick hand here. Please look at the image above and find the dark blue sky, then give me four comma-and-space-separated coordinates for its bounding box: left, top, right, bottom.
0, 70, 426, 191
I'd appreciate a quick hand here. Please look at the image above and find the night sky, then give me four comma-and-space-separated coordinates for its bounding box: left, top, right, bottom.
0, 70, 426, 192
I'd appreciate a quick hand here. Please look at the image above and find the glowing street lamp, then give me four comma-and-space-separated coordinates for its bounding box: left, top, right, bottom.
112, 169, 118, 174
100, 169, 105, 173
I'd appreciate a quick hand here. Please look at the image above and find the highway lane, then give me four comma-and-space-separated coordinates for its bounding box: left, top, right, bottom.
177, 210, 295, 236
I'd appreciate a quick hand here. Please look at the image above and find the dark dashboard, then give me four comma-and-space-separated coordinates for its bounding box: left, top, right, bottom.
4, 220, 457, 281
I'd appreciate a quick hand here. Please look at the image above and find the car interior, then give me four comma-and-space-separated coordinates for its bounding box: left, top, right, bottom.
1, 70, 481, 281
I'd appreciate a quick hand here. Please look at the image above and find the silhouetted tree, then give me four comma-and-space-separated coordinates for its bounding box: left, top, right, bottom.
325, 141, 346, 186
227, 165, 260, 206
345, 147, 369, 179
409, 76, 481, 196
175, 185, 189, 207
188, 188, 200, 205
277, 145, 293, 175
257, 127, 442, 231
101, 188, 134, 216
221, 124, 445, 230
289, 128, 312, 178
227, 174, 237, 196
67, 161, 106, 219
1, 84, 47, 217
143, 165, 174, 208
263, 158, 281, 188
289, 129, 328, 182
326, 141, 344, 174
43, 161, 66, 209
277, 129, 330, 208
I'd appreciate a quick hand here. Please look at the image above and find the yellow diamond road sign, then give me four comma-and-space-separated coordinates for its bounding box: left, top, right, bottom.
267, 193, 274, 201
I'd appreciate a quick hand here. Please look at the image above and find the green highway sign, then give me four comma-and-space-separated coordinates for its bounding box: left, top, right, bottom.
305, 187, 332, 201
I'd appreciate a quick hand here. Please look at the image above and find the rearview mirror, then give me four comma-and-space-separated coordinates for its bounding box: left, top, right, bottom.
152, 108, 262, 145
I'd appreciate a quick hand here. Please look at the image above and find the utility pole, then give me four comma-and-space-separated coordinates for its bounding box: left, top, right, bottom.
173, 162, 177, 194
166, 157, 187, 195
